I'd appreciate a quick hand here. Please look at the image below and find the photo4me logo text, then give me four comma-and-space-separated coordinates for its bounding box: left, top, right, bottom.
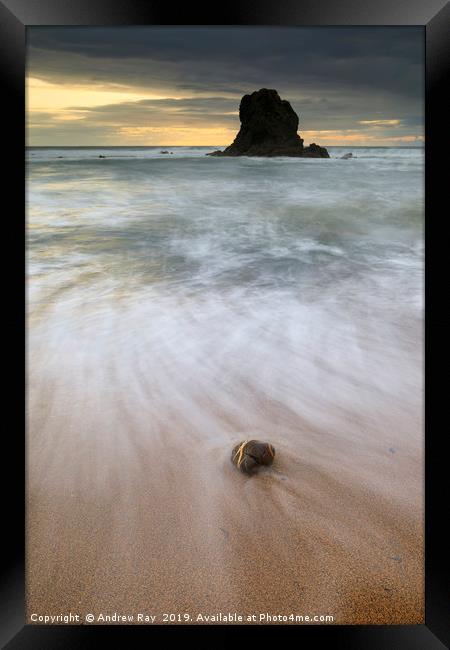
29, 612, 334, 624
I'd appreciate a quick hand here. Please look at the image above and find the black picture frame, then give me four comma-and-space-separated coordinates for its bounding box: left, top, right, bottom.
1, 1, 448, 647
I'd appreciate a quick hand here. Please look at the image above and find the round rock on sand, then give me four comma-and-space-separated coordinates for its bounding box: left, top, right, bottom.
231, 440, 275, 475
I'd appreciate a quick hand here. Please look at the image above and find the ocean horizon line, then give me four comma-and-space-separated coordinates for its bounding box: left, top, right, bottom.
27, 144, 425, 149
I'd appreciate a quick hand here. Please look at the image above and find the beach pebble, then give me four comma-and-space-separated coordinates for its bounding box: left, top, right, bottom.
231, 440, 275, 475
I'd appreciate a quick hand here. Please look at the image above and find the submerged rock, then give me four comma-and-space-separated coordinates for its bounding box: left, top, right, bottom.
231, 440, 275, 475
302, 143, 330, 158
341, 152, 353, 159
160, 150, 170, 154
207, 88, 329, 158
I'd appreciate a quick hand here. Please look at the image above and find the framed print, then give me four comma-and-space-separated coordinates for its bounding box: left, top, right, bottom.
1, 0, 449, 647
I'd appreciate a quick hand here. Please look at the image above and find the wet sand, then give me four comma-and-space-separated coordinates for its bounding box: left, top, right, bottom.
26, 292, 424, 625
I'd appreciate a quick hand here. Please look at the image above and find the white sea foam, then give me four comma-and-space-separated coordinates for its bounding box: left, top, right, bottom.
27, 146, 424, 488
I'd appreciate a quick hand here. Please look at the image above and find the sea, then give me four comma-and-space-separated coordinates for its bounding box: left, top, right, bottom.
27, 145, 423, 452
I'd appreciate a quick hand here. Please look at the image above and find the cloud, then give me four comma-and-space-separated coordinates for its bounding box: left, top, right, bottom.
359, 119, 401, 126
27, 26, 424, 98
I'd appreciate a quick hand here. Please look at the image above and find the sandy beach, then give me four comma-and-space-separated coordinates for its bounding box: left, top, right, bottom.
26, 288, 423, 625
27, 387, 423, 624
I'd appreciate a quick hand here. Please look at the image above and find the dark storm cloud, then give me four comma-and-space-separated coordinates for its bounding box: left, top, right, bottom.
28, 27, 422, 64
28, 27, 423, 98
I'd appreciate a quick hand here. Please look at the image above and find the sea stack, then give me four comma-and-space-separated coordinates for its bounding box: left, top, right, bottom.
207, 88, 329, 158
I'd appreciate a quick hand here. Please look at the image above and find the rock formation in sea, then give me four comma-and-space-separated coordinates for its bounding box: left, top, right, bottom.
207, 88, 329, 158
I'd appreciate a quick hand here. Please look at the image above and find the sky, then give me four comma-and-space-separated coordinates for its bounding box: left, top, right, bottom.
26, 27, 424, 147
